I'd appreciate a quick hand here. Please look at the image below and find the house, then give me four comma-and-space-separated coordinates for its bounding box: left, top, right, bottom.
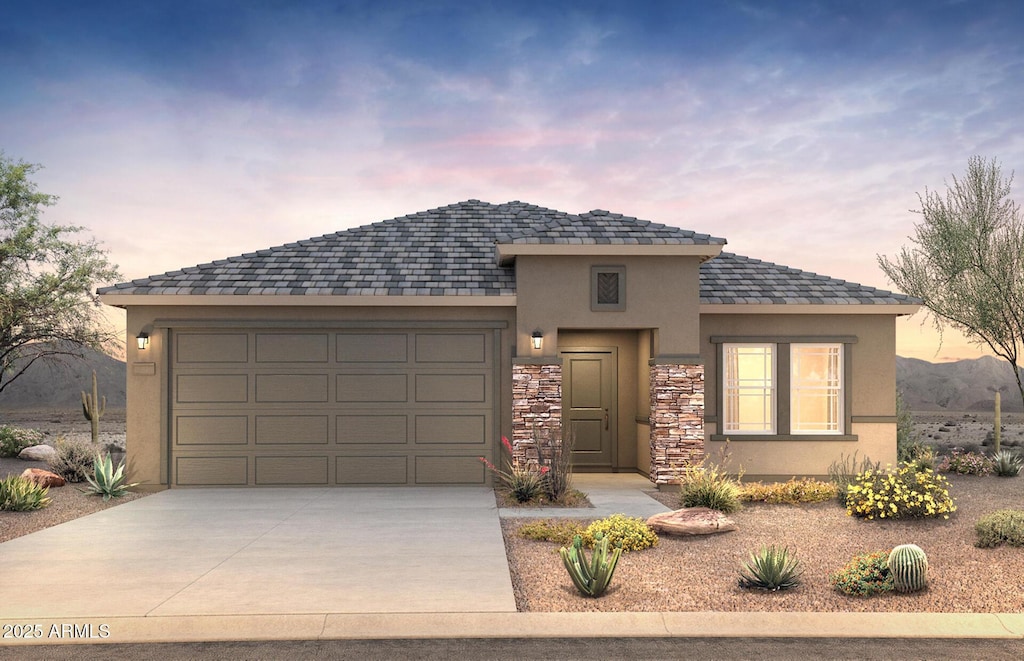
98, 200, 919, 488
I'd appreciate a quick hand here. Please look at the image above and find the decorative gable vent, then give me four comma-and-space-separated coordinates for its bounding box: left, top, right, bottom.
591, 266, 626, 311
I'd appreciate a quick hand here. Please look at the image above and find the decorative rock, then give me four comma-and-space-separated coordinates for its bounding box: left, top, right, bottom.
20, 468, 66, 488
646, 507, 737, 536
18, 445, 57, 462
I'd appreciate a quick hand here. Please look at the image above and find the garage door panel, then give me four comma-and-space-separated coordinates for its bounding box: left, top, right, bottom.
336, 456, 408, 484
337, 333, 408, 363
177, 375, 249, 403
256, 415, 329, 445
415, 415, 487, 445
177, 333, 249, 363
256, 333, 329, 363
255, 456, 328, 485
416, 374, 487, 402
256, 374, 329, 402
415, 456, 487, 484
176, 416, 249, 445
337, 374, 408, 402
336, 415, 408, 444
176, 457, 248, 486
416, 333, 486, 363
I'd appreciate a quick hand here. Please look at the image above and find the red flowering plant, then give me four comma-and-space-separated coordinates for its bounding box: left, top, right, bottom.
480, 436, 547, 503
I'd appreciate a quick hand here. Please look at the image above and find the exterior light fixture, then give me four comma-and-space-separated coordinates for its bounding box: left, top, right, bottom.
136, 332, 150, 350
531, 330, 543, 350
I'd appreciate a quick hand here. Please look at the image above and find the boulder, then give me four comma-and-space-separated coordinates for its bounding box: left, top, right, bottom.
18, 444, 57, 462
20, 468, 66, 488
647, 507, 737, 536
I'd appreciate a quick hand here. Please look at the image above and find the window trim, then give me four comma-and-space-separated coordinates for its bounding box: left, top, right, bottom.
711, 336, 856, 442
591, 266, 626, 311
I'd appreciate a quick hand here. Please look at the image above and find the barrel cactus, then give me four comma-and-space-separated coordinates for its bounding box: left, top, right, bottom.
888, 544, 928, 593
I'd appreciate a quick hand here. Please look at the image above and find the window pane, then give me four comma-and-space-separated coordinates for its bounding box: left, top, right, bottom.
723, 344, 775, 434
791, 344, 842, 433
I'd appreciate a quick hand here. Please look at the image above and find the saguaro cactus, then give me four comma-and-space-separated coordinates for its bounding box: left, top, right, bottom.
888, 543, 928, 593
81, 370, 106, 445
995, 391, 1002, 454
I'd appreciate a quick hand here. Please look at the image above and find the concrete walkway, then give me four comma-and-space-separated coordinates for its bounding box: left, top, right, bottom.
499, 473, 671, 519
0, 487, 515, 620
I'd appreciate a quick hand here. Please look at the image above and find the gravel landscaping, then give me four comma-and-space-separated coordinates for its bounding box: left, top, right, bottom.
502, 473, 1024, 612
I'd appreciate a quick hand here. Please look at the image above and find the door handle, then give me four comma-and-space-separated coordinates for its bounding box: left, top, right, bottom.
603, 409, 609, 430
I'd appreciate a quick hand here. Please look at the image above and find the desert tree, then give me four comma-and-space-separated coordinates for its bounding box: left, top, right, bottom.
879, 156, 1024, 408
0, 152, 122, 395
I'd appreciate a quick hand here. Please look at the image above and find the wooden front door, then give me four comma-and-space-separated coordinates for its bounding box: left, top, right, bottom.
562, 349, 616, 469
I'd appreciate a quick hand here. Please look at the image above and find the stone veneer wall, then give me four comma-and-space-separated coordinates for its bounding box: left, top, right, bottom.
649, 363, 705, 485
511, 363, 562, 467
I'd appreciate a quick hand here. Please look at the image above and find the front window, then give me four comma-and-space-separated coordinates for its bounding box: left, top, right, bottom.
723, 343, 775, 434
791, 344, 843, 434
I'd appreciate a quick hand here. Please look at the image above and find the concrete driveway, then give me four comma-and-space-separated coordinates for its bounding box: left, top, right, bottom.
0, 487, 517, 619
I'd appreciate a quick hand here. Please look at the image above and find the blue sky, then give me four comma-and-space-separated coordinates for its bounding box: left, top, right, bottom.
4, 0, 1024, 360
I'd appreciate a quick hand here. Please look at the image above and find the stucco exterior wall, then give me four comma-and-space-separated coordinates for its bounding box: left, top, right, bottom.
700, 312, 899, 478
513, 255, 702, 357
123, 304, 516, 487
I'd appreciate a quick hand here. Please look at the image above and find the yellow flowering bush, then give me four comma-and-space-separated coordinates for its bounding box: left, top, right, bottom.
845, 463, 956, 520
740, 477, 838, 504
582, 514, 658, 552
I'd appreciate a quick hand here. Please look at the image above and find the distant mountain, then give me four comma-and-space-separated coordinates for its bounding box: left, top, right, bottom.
897, 355, 1024, 412
0, 345, 126, 411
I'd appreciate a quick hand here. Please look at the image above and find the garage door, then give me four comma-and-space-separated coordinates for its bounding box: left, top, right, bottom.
169, 329, 495, 486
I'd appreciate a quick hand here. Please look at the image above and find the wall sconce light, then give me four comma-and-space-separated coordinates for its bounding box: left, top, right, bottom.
531, 330, 543, 350
136, 332, 150, 350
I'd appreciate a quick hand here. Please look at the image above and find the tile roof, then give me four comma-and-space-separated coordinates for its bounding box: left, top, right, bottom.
99, 199, 916, 306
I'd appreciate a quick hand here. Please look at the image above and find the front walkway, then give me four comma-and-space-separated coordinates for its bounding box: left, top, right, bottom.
498, 473, 672, 519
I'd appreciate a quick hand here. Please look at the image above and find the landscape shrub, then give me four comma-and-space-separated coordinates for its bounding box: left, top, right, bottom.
937, 448, 994, 476
47, 437, 95, 483
678, 460, 742, 514
829, 551, 894, 597
535, 424, 574, 504
0, 425, 44, 458
518, 519, 585, 546
737, 545, 802, 592
990, 450, 1023, 478
828, 452, 880, 505
582, 514, 658, 552
480, 435, 548, 503
845, 463, 956, 520
0, 475, 51, 511
975, 509, 1024, 548
740, 478, 838, 504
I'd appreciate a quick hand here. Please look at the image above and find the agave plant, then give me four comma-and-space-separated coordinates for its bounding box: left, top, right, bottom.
0, 475, 51, 511
738, 545, 802, 592
991, 450, 1024, 478
83, 452, 140, 501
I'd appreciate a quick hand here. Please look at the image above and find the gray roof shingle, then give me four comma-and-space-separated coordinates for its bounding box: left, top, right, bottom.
99, 199, 915, 306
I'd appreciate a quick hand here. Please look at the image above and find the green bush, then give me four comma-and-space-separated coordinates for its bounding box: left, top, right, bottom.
0, 425, 45, 458
0, 475, 51, 511
845, 463, 956, 520
518, 519, 586, 546
47, 437, 95, 483
560, 533, 622, 598
975, 509, 1024, 548
582, 514, 658, 552
678, 463, 742, 514
740, 478, 838, 504
737, 545, 802, 592
828, 452, 880, 505
829, 551, 894, 597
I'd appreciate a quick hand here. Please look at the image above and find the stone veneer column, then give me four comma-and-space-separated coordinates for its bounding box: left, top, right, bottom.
649, 363, 705, 485
511, 363, 562, 467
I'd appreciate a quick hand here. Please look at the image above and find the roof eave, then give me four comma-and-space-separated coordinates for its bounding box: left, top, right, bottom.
99, 294, 518, 308
699, 303, 921, 315
495, 243, 724, 266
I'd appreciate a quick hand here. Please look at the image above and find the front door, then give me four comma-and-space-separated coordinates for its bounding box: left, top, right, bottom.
561, 349, 616, 469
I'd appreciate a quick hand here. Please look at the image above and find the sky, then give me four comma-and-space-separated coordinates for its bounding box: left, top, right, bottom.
4, 0, 1024, 362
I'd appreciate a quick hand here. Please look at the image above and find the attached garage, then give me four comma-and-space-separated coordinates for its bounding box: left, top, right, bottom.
168, 327, 498, 487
